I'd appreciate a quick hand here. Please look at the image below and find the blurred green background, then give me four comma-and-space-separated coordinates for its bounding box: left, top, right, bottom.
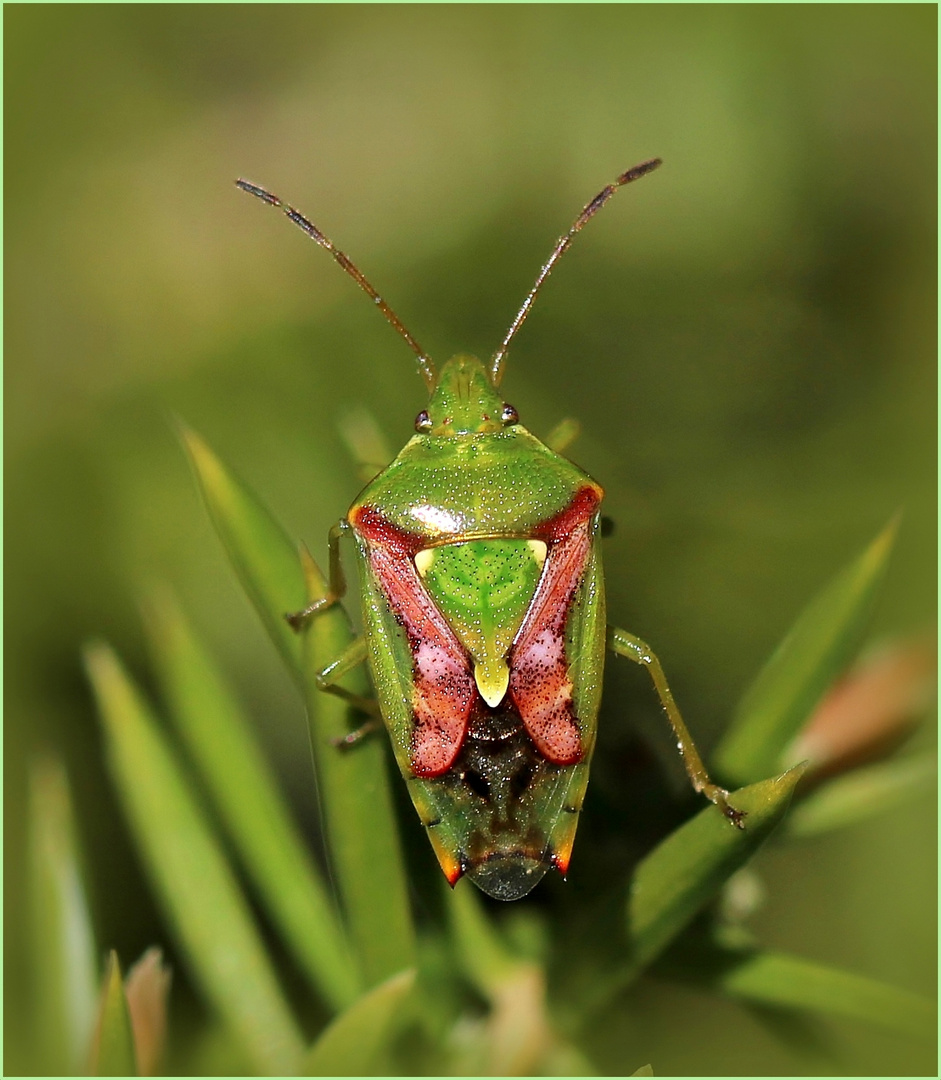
5, 4, 935, 1075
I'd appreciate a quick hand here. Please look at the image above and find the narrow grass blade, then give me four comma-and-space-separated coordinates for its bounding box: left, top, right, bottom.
716, 948, 936, 1040
144, 586, 360, 1010
568, 768, 805, 1026
784, 752, 937, 838
715, 518, 898, 785
299, 547, 416, 987
179, 423, 306, 681
303, 969, 415, 1077
89, 952, 138, 1076
627, 765, 805, 975
27, 756, 98, 1075
179, 421, 414, 987
85, 643, 304, 1076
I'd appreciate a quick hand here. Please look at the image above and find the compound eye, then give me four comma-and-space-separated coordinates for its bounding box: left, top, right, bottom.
501, 403, 519, 425
415, 409, 433, 433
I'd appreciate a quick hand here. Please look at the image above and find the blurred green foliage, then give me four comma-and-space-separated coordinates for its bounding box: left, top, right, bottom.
6, 5, 935, 1075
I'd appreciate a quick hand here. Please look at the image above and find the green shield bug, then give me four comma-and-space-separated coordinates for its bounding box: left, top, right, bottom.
238, 159, 744, 902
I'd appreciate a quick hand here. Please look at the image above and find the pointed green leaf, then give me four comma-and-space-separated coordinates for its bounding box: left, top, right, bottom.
627, 766, 805, 975
90, 952, 138, 1076
784, 752, 937, 838
659, 930, 936, 1043
124, 948, 172, 1078
715, 518, 898, 785
570, 768, 805, 1023
303, 969, 415, 1077
84, 642, 304, 1076
180, 422, 413, 988
179, 423, 306, 680
630, 1066, 654, 1077
298, 547, 416, 988
715, 948, 936, 1040
144, 586, 360, 1011
28, 756, 98, 1076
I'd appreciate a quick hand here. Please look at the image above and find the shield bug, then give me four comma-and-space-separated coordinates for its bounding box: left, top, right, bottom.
237, 160, 744, 902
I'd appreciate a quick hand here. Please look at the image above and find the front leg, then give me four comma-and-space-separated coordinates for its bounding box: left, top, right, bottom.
286, 520, 349, 630
544, 417, 581, 454
291, 526, 381, 736
315, 634, 382, 743
607, 626, 745, 828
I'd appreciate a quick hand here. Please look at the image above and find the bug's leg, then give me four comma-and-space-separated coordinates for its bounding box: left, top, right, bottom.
338, 406, 393, 485
296, 530, 380, 746
331, 718, 383, 748
607, 626, 746, 828
286, 520, 348, 630
315, 635, 382, 745
544, 417, 581, 455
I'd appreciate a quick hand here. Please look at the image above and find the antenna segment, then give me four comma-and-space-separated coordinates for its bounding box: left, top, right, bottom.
489, 157, 662, 386
236, 179, 437, 391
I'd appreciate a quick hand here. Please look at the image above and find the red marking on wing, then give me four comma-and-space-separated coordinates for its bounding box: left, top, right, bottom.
351, 506, 475, 777
509, 486, 601, 766
550, 848, 572, 877
441, 853, 464, 887
533, 483, 604, 543
353, 504, 423, 557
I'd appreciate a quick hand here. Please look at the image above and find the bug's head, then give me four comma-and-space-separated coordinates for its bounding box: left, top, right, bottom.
414, 355, 519, 438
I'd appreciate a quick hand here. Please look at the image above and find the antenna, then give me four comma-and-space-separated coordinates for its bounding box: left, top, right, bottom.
236, 179, 437, 391
489, 157, 662, 387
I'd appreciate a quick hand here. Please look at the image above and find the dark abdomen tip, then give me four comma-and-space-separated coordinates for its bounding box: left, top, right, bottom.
467, 853, 550, 901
